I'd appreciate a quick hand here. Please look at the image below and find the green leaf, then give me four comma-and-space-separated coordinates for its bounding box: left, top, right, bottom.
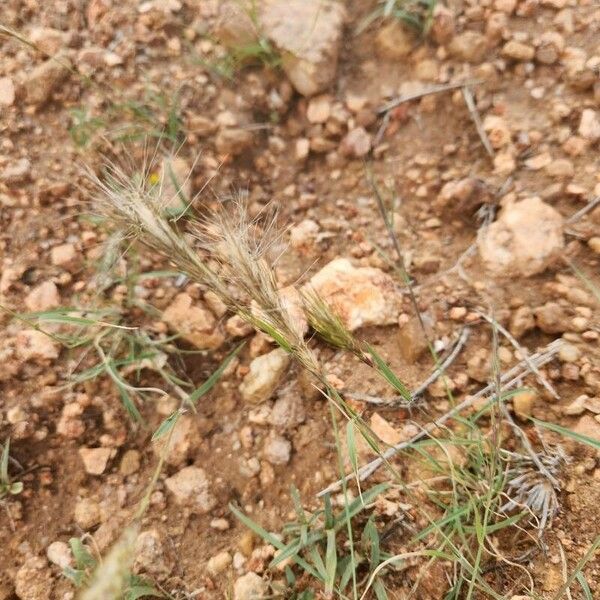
151, 410, 181, 441
346, 421, 358, 474
0, 438, 10, 482
187, 342, 245, 407
117, 383, 143, 423
69, 537, 95, 570
323, 493, 334, 530
373, 577, 389, 600
125, 585, 163, 600
332, 483, 389, 530
339, 555, 356, 591
325, 530, 337, 595
364, 516, 381, 570
576, 572, 593, 600
62, 566, 86, 587
9, 481, 23, 495
366, 345, 411, 400
229, 503, 320, 578
532, 418, 600, 451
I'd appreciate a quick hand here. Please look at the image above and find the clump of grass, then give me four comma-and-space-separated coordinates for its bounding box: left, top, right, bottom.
69, 90, 184, 149
359, 0, 439, 35
231, 483, 394, 599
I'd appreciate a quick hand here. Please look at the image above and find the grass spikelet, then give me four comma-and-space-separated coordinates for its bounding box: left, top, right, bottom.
79, 525, 138, 600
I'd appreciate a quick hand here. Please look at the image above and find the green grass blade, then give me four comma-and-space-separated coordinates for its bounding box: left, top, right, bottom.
325, 530, 337, 595
187, 342, 245, 406
532, 418, 600, 451
0, 438, 9, 482
229, 503, 320, 578
373, 578, 388, 600
151, 411, 181, 441
366, 345, 411, 400
575, 572, 593, 600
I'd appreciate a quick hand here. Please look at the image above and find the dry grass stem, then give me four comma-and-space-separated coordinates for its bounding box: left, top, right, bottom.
318, 338, 563, 497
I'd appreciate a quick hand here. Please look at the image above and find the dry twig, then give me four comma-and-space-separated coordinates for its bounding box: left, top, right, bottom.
317, 338, 563, 497
377, 80, 480, 114
462, 86, 494, 158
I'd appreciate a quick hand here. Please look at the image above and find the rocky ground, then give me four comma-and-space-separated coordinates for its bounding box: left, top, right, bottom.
1, 0, 600, 599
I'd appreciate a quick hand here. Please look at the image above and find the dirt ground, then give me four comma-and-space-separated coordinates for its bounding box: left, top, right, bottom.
1, 1, 600, 599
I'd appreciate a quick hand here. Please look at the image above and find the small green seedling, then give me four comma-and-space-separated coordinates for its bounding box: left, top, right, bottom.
63, 537, 162, 600
0, 438, 23, 498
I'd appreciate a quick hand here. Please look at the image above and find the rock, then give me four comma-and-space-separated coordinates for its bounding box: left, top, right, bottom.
536, 32, 564, 64
534, 302, 571, 334
158, 156, 192, 213
207, 551, 232, 575
263, 433, 291, 465
215, 127, 254, 156
210, 518, 230, 530
269, 386, 306, 429
260, 0, 346, 96
483, 115, 511, 149
295, 138, 310, 160
56, 402, 85, 439
226, 315, 254, 337
74, 498, 101, 529
1, 158, 31, 186
0, 76, 15, 106
494, 0, 517, 12
512, 391, 536, 420
429, 4, 455, 45
572, 415, 600, 443
78, 447, 112, 475
558, 343, 580, 363
46, 541, 72, 569
165, 466, 217, 513
371, 413, 401, 445
213, 0, 259, 47
526, 152, 553, 171
29, 26, 67, 55
509, 306, 535, 338
14, 557, 52, 600
493, 151, 516, 175
306, 95, 331, 123
588, 237, 600, 254
340, 127, 371, 157
239, 348, 290, 404
50, 243, 77, 268
16, 330, 60, 363
24, 281, 60, 312
303, 258, 401, 331
24, 56, 70, 105
501, 40, 535, 61
162, 293, 224, 350
134, 529, 171, 577
375, 20, 415, 60
563, 395, 587, 416
233, 572, 268, 600
545, 158, 573, 179
289, 219, 319, 250
583, 397, 600, 414
477, 197, 564, 277
467, 348, 491, 383
449, 32, 488, 63
578, 109, 600, 142
153, 414, 198, 466
119, 449, 141, 476
415, 58, 439, 81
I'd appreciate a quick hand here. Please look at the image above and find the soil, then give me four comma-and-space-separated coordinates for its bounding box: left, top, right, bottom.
1, 1, 600, 599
